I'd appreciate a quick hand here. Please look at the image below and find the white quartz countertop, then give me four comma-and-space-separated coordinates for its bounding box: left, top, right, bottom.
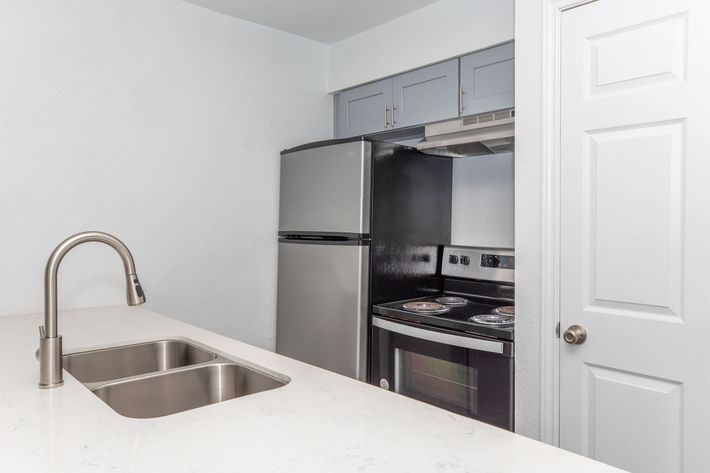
0, 306, 622, 472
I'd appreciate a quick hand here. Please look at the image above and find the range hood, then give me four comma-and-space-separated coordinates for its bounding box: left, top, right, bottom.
416, 109, 515, 158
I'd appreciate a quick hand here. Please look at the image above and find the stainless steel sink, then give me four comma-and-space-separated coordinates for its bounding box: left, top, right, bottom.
93, 363, 286, 418
63, 338, 290, 418
64, 340, 217, 384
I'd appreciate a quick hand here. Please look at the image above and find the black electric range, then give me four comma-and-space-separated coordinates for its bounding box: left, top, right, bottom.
372, 246, 515, 342
370, 246, 516, 430
372, 288, 514, 341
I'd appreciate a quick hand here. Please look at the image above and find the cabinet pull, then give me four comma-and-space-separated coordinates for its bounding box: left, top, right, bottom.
384, 105, 390, 127
459, 87, 465, 115
391, 105, 397, 126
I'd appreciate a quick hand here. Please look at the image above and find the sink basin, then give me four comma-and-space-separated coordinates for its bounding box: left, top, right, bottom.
93, 363, 287, 418
62, 338, 290, 418
63, 339, 217, 384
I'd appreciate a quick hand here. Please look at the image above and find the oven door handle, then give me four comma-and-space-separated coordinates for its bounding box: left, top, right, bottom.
372, 317, 505, 354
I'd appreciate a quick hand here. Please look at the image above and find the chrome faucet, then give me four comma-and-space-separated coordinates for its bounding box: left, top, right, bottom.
38, 231, 146, 389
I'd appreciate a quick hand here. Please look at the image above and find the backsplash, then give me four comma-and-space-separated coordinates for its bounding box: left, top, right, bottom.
451, 153, 514, 248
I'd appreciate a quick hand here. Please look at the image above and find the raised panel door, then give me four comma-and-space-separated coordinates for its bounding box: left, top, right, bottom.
335, 78, 392, 138
391, 59, 459, 128
559, 1, 710, 471
460, 42, 514, 115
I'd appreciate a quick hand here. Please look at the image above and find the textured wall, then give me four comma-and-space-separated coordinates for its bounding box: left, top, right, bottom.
0, 0, 332, 350
513, 0, 544, 439
451, 154, 515, 249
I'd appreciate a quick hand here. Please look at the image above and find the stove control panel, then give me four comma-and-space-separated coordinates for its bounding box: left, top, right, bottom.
481, 254, 515, 269
442, 246, 514, 283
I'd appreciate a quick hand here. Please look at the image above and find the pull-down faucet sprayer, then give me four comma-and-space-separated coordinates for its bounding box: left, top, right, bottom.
38, 231, 146, 389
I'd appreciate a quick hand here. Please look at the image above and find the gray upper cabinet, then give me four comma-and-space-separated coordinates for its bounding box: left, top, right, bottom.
392, 59, 459, 129
334, 42, 514, 138
335, 78, 392, 138
460, 42, 514, 115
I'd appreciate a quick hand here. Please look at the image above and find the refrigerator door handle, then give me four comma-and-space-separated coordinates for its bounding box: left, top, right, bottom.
278, 233, 370, 246
278, 231, 370, 239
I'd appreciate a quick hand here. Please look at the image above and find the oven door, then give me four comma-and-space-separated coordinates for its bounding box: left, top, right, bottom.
371, 316, 514, 430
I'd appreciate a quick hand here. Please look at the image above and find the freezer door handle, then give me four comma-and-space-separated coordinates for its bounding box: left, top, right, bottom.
278, 235, 370, 246
372, 317, 505, 354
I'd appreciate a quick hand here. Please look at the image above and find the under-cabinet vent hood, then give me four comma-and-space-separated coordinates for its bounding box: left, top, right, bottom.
417, 109, 515, 158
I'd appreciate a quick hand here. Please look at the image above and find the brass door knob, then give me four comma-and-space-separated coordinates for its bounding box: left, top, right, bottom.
563, 325, 587, 345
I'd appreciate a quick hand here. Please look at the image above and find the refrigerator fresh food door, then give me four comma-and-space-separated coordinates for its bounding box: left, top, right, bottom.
276, 239, 369, 380
279, 141, 371, 236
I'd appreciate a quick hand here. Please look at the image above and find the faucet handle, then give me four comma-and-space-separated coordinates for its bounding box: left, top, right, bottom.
37, 326, 45, 361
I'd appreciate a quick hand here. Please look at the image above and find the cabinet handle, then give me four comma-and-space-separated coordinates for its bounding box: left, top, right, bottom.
459, 87, 465, 115
391, 105, 397, 126
384, 105, 390, 127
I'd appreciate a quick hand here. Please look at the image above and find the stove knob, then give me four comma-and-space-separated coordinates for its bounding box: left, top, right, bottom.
448, 254, 459, 264
482, 255, 500, 268
460, 255, 471, 265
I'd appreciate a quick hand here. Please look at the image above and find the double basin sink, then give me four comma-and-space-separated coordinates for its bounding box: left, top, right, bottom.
63, 339, 290, 418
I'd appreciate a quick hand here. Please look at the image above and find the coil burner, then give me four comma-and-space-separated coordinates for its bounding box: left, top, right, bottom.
468, 313, 515, 326
492, 306, 515, 317
435, 296, 469, 307
402, 301, 451, 314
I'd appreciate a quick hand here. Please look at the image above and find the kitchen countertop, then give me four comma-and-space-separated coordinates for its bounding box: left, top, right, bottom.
0, 306, 622, 472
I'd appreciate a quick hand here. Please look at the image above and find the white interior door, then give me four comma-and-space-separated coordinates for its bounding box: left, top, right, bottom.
559, 1, 710, 472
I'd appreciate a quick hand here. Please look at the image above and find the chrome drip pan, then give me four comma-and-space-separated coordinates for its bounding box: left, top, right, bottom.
468, 314, 514, 326
435, 296, 469, 307
402, 301, 451, 314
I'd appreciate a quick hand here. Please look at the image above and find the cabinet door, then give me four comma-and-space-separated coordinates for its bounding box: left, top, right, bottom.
392, 59, 459, 128
335, 78, 392, 138
460, 42, 514, 115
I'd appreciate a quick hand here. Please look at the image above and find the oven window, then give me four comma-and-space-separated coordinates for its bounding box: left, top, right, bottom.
395, 349, 478, 417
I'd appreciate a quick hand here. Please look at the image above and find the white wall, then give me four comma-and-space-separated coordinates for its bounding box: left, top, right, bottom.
327, 0, 514, 92
451, 154, 515, 248
0, 0, 332, 350
514, 0, 544, 440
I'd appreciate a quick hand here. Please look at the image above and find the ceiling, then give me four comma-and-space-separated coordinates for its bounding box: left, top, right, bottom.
182, 0, 442, 44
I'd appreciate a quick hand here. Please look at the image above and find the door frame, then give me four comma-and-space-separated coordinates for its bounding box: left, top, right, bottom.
537, 0, 599, 447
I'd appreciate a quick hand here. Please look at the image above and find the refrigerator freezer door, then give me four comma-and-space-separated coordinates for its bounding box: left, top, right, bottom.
279, 141, 371, 236
276, 240, 369, 380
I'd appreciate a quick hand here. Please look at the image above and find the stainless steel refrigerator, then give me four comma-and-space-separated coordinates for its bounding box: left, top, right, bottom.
276, 138, 452, 381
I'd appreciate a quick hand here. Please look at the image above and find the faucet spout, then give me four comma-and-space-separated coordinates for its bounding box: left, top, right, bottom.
39, 231, 146, 389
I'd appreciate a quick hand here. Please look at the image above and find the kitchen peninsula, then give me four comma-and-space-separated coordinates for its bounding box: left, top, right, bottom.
0, 306, 621, 472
